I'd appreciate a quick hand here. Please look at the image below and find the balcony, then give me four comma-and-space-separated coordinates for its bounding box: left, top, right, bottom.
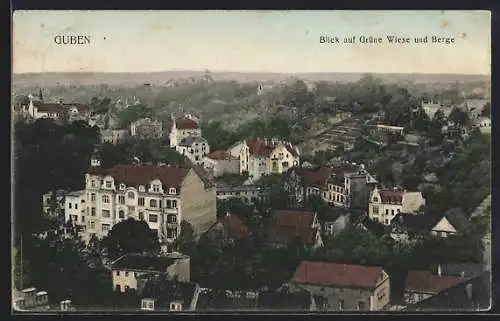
166, 222, 178, 229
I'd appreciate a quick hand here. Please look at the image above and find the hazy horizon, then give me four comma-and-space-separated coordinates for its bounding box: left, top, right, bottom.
13, 10, 491, 75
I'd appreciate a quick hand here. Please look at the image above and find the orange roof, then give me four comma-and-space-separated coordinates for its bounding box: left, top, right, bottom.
291, 261, 384, 289
219, 213, 250, 238
379, 189, 404, 204
175, 117, 199, 130
297, 166, 332, 188
267, 210, 317, 245
246, 140, 275, 157
206, 150, 235, 161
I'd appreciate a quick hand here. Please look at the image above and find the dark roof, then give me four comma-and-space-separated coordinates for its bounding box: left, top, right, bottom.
297, 166, 332, 188
291, 261, 384, 289
141, 276, 198, 310
257, 288, 312, 310
218, 213, 250, 238
111, 254, 177, 272
322, 207, 349, 223
88, 164, 190, 189
34, 103, 66, 113
405, 272, 491, 311
179, 136, 206, 147
391, 213, 437, 232
405, 270, 468, 294
378, 189, 404, 204
267, 210, 318, 245
442, 208, 471, 232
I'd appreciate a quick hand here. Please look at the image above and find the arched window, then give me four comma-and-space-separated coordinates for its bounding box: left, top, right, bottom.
127, 191, 135, 199
118, 210, 125, 219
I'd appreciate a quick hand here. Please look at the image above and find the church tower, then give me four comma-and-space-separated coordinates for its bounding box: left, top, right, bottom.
169, 113, 178, 148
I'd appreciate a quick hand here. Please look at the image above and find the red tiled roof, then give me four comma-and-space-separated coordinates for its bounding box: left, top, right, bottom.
88, 164, 190, 188
405, 270, 468, 294
291, 261, 384, 289
246, 140, 275, 158
175, 117, 199, 130
297, 166, 332, 188
206, 150, 235, 161
379, 189, 404, 204
267, 210, 317, 245
219, 213, 250, 238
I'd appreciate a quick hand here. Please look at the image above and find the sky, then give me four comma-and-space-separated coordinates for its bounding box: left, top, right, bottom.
12, 10, 491, 75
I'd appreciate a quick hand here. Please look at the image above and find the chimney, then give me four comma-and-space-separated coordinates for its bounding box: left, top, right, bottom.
225, 212, 230, 217
437, 264, 442, 277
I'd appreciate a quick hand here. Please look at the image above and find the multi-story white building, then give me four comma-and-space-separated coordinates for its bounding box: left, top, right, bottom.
64, 190, 86, 225
228, 138, 300, 180
175, 136, 210, 165
130, 118, 163, 140
100, 129, 129, 144
169, 114, 202, 148
42, 189, 66, 218
67, 161, 216, 251
368, 187, 426, 225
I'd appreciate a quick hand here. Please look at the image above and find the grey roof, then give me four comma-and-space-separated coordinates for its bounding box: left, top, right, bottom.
391, 213, 437, 231
141, 276, 198, 310
437, 263, 486, 278
322, 207, 349, 223
111, 254, 179, 271
444, 208, 471, 232
179, 136, 207, 147
66, 190, 85, 197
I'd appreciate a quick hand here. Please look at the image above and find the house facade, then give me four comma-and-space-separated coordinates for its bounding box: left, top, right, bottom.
169, 114, 202, 148
368, 187, 426, 225
228, 138, 300, 180
42, 189, 66, 218
73, 163, 216, 249
64, 190, 86, 225
289, 261, 390, 311
203, 150, 240, 177
111, 252, 190, 293
175, 136, 210, 165
215, 183, 270, 204
130, 118, 163, 140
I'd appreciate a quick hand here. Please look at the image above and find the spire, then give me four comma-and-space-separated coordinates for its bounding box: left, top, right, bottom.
39, 88, 43, 102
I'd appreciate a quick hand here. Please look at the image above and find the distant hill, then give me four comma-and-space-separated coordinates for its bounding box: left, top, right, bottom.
12, 71, 490, 88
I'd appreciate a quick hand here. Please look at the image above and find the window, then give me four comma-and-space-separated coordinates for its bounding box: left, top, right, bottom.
69, 203, 72, 209
105, 181, 112, 188
125, 271, 129, 277
385, 209, 389, 215
102, 210, 110, 218
91, 207, 96, 216
90, 221, 95, 229
167, 229, 177, 238
391, 209, 394, 215
102, 224, 110, 232
172, 200, 177, 208
139, 212, 145, 221
149, 214, 158, 223
169, 188, 176, 195
148, 302, 153, 309
167, 215, 177, 224
91, 180, 96, 187
373, 197, 379, 202
153, 184, 160, 193
102, 195, 110, 204
82, 216, 85, 223
357, 301, 365, 310
397, 209, 401, 213
118, 195, 125, 204
128, 191, 135, 199
339, 300, 344, 310
138, 197, 145, 206
150, 199, 157, 208
91, 193, 96, 201
119, 210, 125, 219
142, 301, 147, 309
120, 184, 125, 190
75, 203, 78, 210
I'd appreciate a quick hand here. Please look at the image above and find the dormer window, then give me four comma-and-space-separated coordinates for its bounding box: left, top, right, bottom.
169, 188, 176, 195
119, 184, 126, 190
91, 180, 96, 188
373, 197, 379, 202
139, 185, 145, 192
153, 184, 160, 193
127, 191, 135, 199
105, 181, 112, 188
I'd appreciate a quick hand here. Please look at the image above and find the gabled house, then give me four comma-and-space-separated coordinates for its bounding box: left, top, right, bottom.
403, 269, 469, 305
111, 252, 191, 293
430, 208, 471, 238
266, 209, 323, 248
169, 114, 201, 148
368, 187, 426, 226
203, 150, 239, 177
288, 261, 390, 311
205, 212, 251, 244
389, 213, 437, 243
140, 276, 200, 312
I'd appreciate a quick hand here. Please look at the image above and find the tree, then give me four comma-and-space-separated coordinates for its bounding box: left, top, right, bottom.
174, 221, 198, 256
449, 107, 470, 127
101, 218, 160, 260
